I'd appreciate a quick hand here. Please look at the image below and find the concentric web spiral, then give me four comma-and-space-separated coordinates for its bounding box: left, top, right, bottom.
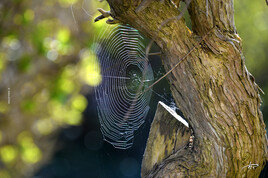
94, 25, 154, 149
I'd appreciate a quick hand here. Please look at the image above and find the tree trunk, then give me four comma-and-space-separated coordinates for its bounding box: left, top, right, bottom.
105, 0, 268, 177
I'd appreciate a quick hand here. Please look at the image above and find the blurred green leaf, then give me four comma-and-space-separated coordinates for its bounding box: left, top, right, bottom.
21, 99, 36, 113
18, 55, 31, 72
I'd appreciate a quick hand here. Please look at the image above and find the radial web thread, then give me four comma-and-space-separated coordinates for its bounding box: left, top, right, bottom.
94, 25, 154, 149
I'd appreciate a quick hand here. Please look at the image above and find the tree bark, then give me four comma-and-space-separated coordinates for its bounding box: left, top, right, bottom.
105, 0, 268, 177
141, 102, 191, 177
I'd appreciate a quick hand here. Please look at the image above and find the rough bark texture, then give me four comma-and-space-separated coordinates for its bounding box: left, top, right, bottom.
142, 102, 191, 177
105, 0, 268, 177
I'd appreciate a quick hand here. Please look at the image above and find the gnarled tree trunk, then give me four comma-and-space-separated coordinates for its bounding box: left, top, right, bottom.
104, 0, 268, 177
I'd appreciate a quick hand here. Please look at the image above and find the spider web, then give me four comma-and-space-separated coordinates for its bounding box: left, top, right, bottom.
93, 25, 154, 149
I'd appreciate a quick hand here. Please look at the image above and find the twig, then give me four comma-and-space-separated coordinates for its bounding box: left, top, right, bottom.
149, 52, 162, 56
206, 0, 209, 17
82, 0, 94, 18
70, 3, 79, 31
145, 0, 192, 63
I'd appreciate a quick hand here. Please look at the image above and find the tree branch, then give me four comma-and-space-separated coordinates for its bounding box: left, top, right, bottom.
107, 0, 191, 47
103, 0, 268, 177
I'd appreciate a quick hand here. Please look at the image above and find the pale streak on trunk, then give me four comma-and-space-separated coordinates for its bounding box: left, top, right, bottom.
105, 0, 268, 177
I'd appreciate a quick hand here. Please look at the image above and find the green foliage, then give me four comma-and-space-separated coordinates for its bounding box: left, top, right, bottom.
234, 0, 268, 76
0, 0, 102, 176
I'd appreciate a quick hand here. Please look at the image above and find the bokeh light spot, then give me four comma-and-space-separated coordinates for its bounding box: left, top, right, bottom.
79, 49, 102, 86
85, 70, 102, 86
48, 101, 65, 124
1, 35, 19, 50
47, 49, 58, 61
57, 28, 70, 43
24, 9, 35, 22
59, 78, 74, 94
0, 145, 18, 163
35, 119, 54, 135
64, 110, 82, 125
17, 131, 33, 146
21, 145, 42, 164
17, 131, 42, 164
9, 39, 21, 50
71, 95, 88, 112
50, 39, 59, 49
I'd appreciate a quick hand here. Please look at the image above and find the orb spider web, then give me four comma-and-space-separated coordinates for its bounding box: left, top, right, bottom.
93, 24, 154, 149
